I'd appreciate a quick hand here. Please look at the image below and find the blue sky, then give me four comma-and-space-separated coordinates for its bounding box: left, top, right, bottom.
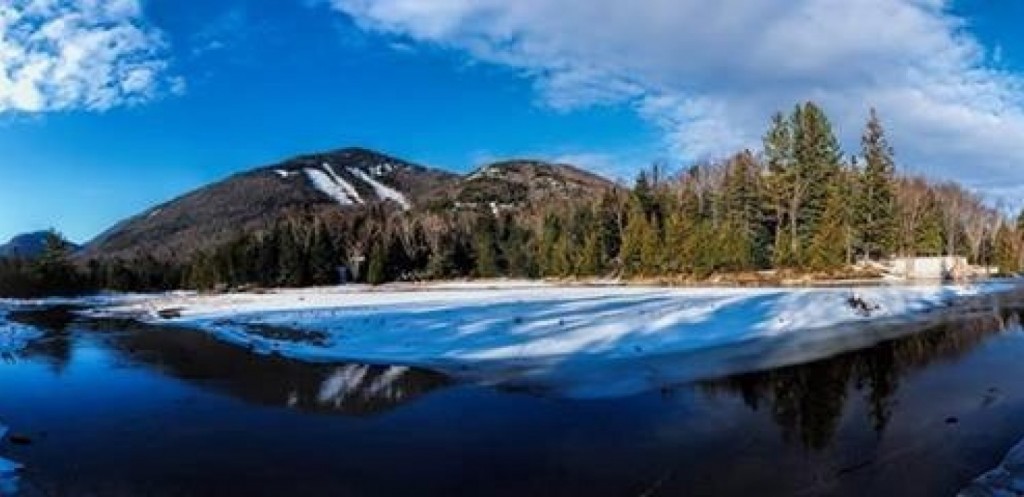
1, 0, 1023, 243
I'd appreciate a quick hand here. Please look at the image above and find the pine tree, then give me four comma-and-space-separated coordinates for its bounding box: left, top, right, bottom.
915, 194, 944, 256
578, 229, 604, 276
472, 215, 500, 278
791, 102, 843, 266
308, 218, 337, 285
619, 199, 649, 276
34, 230, 81, 295
993, 224, 1020, 274
633, 170, 655, 216
367, 239, 388, 285
808, 187, 849, 270
277, 223, 307, 287
639, 213, 662, 274
856, 109, 897, 260
764, 111, 799, 268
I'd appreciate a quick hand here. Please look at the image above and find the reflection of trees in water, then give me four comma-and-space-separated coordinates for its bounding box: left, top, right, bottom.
9, 306, 77, 373
702, 310, 1019, 451
87, 319, 450, 416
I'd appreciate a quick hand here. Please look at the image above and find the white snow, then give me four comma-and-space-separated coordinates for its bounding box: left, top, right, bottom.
0, 309, 42, 357
348, 167, 411, 210
369, 162, 395, 177
274, 169, 295, 179
304, 163, 364, 206
94, 281, 1019, 396
321, 163, 363, 204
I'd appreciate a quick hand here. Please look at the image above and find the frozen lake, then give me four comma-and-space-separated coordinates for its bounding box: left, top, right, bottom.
3, 293, 1024, 496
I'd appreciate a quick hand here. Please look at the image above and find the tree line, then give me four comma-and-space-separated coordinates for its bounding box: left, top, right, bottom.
3, 102, 1023, 297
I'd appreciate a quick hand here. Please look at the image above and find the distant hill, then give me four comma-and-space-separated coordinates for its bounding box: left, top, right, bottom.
0, 231, 79, 259
447, 160, 617, 208
78, 148, 618, 262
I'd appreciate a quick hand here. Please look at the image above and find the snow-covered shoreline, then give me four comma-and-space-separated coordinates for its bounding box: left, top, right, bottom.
85, 280, 1019, 375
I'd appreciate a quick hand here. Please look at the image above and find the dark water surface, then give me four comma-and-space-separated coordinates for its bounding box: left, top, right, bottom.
4, 302, 1024, 496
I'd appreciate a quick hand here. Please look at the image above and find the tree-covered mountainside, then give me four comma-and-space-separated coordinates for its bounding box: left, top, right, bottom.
3, 102, 1023, 297
0, 231, 78, 259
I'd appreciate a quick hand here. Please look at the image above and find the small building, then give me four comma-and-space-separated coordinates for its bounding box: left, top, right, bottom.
885, 256, 968, 281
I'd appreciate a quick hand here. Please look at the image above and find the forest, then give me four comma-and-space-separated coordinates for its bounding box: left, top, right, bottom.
2, 102, 1023, 297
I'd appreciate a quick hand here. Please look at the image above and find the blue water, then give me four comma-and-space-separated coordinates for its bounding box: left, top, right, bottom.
3, 305, 1024, 496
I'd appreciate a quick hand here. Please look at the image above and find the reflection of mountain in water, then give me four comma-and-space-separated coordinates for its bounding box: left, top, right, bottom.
5, 308, 451, 417
7, 305, 76, 372
100, 321, 451, 416
702, 309, 1020, 450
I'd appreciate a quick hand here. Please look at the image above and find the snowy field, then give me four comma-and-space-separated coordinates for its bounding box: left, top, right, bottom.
87, 280, 1020, 397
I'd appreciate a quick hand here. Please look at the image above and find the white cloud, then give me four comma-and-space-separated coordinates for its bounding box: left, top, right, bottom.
325, 0, 1024, 196
0, 0, 176, 113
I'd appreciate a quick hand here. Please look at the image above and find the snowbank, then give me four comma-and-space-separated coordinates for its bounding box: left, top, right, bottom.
960, 437, 1024, 496
89, 281, 1019, 396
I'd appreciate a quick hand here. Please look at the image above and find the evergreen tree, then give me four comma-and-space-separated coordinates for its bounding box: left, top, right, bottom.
277, 223, 307, 287
791, 102, 843, 265
915, 194, 945, 256
993, 224, 1020, 274
764, 112, 796, 268
472, 215, 500, 278
367, 239, 388, 285
619, 199, 649, 276
308, 218, 337, 285
856, 109, 897, 260
808, 187, 849, 270
34, 230, 81, 295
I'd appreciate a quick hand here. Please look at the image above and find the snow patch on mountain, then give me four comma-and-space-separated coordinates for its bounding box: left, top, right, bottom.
304, 163, 364, 206
369, 162, 396, 177
348, 167, 411, 210
322, 163, 364, 204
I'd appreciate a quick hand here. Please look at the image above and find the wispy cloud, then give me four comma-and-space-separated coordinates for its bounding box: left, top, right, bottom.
0, 0, 179, 113
324, 0, 1024, 198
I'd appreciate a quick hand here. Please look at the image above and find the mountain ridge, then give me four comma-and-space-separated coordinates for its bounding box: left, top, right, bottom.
0, 231, 80, 259
77, 147, 618, 261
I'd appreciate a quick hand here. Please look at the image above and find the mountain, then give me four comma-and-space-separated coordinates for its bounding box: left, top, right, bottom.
0, 231, 79, 259
79, 148, 617, 261
448, 160, 617, 208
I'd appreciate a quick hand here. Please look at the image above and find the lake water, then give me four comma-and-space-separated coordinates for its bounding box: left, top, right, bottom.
3, 301, 1024, 496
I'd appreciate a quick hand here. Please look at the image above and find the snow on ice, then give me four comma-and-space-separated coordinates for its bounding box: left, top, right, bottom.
96, 281, 1018, 397
960, 437, 1024, 496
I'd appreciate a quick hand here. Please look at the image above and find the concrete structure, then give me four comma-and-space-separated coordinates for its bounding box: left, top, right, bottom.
886, 256, 968, 281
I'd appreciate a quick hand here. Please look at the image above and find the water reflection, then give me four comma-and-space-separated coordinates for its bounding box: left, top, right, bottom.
7, 305, 76, 372
4, 303, 1024, 496
701, 309, 1020, 450
4, 308, 452, 417
93, 319, 452, 416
